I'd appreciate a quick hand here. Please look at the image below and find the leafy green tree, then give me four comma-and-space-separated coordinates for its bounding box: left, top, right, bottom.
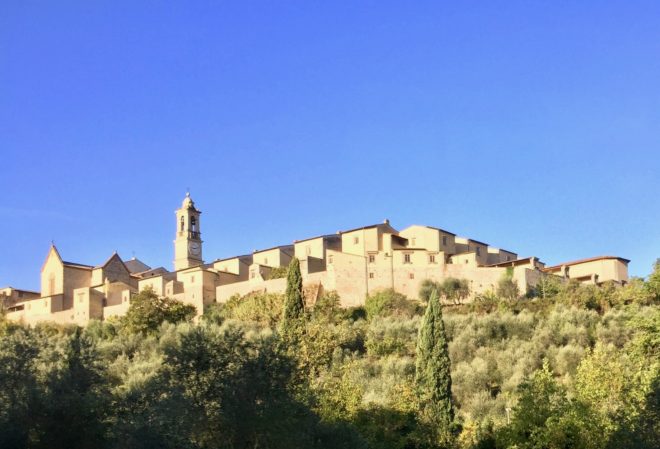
0, 326, 39, 448
207, 292, 284, 326
121, 287, 196, 335
310, 291, 342, 324
280, 257, 305, 340
267, 265, 289, 280
419, 279, 441, 303
496, 270, 519, 301
646, 258, 660, 302
33, 328, 109, 449
529, 274, 561, 300
574, 311, 660, 449
415, 289, 454, 445
365, 289, 422, 320
497, 361, 602, 449
439, 278, 471, 305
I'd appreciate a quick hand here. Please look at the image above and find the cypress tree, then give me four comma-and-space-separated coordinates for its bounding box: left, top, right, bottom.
280, 257, 304, 338
415, 288, 454, 441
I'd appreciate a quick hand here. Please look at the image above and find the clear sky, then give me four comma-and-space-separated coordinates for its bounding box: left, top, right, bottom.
1, 1, 659, 290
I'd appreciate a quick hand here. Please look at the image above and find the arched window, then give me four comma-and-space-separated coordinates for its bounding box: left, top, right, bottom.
48, 274, 55, 296
180, 216, 185, 231
191, 216, 197, 232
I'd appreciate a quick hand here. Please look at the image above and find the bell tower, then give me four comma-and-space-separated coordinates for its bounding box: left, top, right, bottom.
174, 192, 203, 271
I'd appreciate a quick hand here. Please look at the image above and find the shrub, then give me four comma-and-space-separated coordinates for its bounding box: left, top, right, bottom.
419, 279, 441, 303
213, 292, 284, 326
311, 291, 342, 323
266, 265, 288, 280
365, 316, 420, 357
496, 271, 519, 301
121, 287, 196, 335
364, 289, 423, 320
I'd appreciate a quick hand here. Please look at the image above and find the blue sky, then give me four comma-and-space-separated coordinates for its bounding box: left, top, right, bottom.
1, 1, 659, 290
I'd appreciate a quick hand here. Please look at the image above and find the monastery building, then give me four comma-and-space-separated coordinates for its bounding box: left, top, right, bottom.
1, 194, 630, 325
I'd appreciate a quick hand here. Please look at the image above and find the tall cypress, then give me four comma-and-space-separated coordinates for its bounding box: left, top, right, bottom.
415, 288, 454, 441
280, 257, 304, 338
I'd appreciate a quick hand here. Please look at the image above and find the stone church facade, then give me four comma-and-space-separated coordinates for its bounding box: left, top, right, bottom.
2, 194, 630, 325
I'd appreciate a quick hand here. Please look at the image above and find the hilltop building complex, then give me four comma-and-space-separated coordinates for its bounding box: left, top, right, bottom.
2, 194, 630, 326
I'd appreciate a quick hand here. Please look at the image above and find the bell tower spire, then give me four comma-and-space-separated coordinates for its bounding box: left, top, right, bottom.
173, 192, 203, 270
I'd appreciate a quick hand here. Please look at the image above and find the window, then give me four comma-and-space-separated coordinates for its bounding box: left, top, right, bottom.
328, 255, 333, 264
353, 236, 359, 244
429, 254, 436, 264
404, 254, 411, 264
369, 272, 374, 279
409, 273, 415, 279
442, 236, 448, 246
506, 256, 511, 261
191, 276, 195, 283
48, 274, 55, 296
368, 254, 375, 263
476, 247, 481, 256
191, 216, 196, 231
180, 216, 185, 231
465, 259, 469, 264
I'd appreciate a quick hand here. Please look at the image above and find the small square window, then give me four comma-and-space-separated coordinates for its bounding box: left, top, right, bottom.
429, 255, 436, 263
476, 247, 481, 256
409, 273, 415, 279
353, 237, 359, 244
369, 272, 374, 279
368, 254, 375, 263
404, 254, 411, 264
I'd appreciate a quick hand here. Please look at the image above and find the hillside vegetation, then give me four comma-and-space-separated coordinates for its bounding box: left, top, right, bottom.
1, 261, 658, 449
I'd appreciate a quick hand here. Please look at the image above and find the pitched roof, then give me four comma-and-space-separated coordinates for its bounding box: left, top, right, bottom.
293, 234, 341, 244
486, 257, 541, 267
134, 267, 169, 278
422, 225, 457, 236
124, 258, 152, 274
95, 252, 128, 269
544, 255, 630, 271
339, 221, 399, 235
62, 261, 93, 270
214, 254, 253, 263
253, 244, 294, 254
